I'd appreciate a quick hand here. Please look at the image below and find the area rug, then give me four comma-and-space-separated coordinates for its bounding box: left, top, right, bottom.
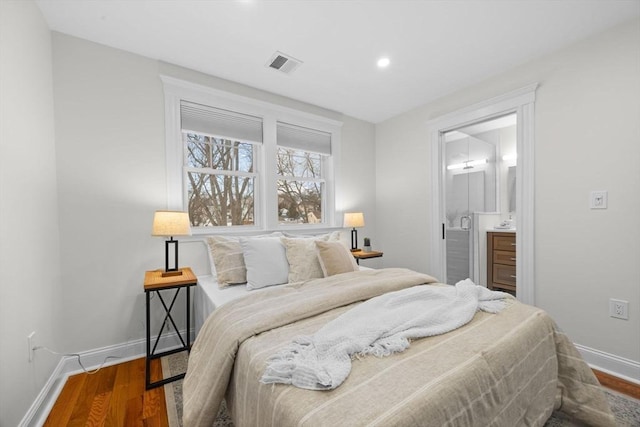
162, 352, 640, 427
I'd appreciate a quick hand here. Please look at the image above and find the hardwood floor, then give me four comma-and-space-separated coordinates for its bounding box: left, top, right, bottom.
44, 358, 640, 426
44, 357, 169, 427
594, 369, 640, 400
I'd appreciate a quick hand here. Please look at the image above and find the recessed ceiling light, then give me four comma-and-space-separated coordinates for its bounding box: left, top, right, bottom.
377, 57, 390, 68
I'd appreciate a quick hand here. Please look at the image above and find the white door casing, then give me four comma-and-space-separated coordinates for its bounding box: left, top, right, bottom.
428, 84, 537, 305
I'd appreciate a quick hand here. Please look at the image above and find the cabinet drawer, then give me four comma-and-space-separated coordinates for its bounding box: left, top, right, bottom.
493, 250, 516, 266
493, 234, 516, 252
493, 264, 516, 287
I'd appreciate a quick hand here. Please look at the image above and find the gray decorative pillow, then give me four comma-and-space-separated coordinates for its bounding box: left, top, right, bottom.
205, 236, 246, 288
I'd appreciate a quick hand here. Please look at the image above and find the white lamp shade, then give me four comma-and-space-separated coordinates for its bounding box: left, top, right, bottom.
343, 212, 365, 228
152, 210, 192, 237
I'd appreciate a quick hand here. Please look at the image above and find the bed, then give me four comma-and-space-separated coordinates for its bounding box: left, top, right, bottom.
194, 268, 372, 335
194, 274, 253, 335
183, 267, 615, 427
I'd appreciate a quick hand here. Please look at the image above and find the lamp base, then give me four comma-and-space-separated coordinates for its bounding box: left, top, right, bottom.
161, 269, 183, 278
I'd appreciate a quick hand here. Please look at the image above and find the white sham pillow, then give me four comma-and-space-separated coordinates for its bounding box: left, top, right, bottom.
240, 236, 289, 290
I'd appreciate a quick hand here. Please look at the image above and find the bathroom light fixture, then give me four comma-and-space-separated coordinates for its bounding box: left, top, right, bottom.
502, 153, 517, 162
152, 210, 192, 277
344, 212, 365, 251
377, 57, 390, 68
446, 158, 488, 170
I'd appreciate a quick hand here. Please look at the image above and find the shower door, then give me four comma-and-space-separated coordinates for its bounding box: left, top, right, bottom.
443, 130, 494, 285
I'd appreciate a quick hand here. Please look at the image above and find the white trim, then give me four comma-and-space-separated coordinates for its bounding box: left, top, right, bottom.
18, 355, 67, 427
161, 75, 342, 232
19, 329, 192, 427
160, 75, 343, 128
575, 343, 640, 385
516, 99, 536, 304
428, 84, 538, 305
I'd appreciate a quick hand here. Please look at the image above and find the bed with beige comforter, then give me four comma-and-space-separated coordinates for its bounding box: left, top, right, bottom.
183, 268, 615, 427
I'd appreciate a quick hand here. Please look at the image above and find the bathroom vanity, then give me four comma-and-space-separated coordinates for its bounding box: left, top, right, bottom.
487, 231, 516, 295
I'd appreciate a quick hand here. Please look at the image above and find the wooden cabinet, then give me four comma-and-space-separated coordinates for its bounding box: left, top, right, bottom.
487, 232, 516, 294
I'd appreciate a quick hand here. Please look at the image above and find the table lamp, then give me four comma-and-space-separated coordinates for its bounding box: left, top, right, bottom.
343, 212, 365, 251
152, 210, 192, 277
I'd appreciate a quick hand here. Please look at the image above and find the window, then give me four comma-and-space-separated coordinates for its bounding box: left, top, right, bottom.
185, 134, 257, 227
162, 76, 341, 233
181, 101, 261, 227
276, 123, 331, 224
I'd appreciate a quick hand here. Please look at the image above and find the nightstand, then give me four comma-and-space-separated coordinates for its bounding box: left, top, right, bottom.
144, 267, 197, 389
352, 250, 383, 265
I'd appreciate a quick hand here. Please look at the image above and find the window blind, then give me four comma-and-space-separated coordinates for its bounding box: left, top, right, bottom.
276, 122, 331, 155
181, 101, 263, 143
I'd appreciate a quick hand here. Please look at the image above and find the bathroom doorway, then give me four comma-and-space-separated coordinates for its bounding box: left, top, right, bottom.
442, 114, 515, 286
428, 85, 537, 304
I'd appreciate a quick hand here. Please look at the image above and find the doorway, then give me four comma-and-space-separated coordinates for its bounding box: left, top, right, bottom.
428, 85, 537, 304
442, 114, 515, 286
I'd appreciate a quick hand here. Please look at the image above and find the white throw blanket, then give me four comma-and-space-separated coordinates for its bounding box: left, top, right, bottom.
261, 279, 510, 390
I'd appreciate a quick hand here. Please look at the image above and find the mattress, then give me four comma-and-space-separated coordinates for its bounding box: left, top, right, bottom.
194, 275, 252, 336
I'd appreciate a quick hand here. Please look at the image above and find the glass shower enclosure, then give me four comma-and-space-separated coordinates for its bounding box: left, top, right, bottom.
443, 125, 498, 285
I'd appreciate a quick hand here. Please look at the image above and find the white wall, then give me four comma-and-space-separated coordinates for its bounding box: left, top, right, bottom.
338, 117, 382, 268
376, 18, 640, 374
50, 32, 376, 362
0, 2, 62, 426
52, 32, 167, 354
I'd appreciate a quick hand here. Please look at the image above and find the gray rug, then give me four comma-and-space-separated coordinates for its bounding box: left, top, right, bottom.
163, 352, 639, 427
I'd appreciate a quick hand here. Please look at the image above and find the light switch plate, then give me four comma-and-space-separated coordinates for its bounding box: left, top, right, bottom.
590, 191, 607, 209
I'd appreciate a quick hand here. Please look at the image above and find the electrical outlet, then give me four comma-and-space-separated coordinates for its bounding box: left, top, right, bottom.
590, 191, 608, 209
609, 299, 628, 320
27, 331, 36, 362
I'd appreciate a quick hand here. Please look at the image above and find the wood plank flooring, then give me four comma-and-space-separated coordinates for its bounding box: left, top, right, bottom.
44, 357, 169, 427
44, 358, 640, 426
594, 369, 640, 400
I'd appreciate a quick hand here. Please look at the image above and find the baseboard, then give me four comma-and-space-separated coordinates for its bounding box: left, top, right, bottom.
19, 328, 193, 427
575, 343, 640, 385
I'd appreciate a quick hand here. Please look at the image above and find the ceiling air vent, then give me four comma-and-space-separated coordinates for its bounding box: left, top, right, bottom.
266, 51, 302, 74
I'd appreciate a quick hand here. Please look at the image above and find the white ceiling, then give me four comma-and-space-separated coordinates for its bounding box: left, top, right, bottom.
35, 0, 640, 123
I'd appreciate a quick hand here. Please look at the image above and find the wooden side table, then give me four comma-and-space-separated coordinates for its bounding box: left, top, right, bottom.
144, 267, 197, 389
352, 250, 383, 265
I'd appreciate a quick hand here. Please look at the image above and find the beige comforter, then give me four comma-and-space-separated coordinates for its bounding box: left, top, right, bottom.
183, 268, 615, 427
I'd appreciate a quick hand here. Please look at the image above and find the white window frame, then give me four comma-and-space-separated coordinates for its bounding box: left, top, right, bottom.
161, 75, 342, 234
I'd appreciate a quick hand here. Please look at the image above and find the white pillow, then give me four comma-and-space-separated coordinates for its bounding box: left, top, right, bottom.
240, 236, 289, 290
281, 231, 341, 282
204, 232, 283, 288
